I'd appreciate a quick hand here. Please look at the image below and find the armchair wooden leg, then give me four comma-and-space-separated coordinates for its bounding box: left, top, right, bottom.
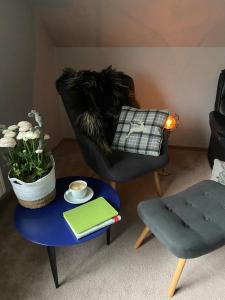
154, 171, 162, 196
168, 258, 186, 298
109, 181, 116, 189
134, 226, 151, 249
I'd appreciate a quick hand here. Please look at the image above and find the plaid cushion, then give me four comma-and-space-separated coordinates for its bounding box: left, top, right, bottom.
112, 106, 169, 156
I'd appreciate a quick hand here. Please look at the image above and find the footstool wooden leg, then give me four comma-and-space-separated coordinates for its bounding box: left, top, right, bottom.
168, 258, 186, 298
134, 226, 151, 249
154, 171, 162, 196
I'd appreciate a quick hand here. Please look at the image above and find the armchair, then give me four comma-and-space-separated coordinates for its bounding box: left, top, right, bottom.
208, 69, 225, 167
56, 67, 170, 195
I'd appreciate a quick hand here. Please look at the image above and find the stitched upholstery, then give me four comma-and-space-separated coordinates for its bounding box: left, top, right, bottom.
138, 180, 225, 258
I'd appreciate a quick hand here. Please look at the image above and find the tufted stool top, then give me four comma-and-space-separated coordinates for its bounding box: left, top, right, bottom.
138, 180, 225, 258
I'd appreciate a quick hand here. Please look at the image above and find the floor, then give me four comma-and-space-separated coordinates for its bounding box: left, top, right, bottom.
1, 140, 225, 300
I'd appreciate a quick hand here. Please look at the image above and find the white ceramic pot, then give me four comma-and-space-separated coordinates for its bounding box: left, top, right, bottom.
8, 158, 56, 209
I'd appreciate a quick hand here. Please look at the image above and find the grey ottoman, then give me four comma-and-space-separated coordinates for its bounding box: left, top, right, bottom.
135, 180, 225, 297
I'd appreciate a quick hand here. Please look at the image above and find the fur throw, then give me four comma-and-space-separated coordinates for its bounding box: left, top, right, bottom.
56, 66, 137, 153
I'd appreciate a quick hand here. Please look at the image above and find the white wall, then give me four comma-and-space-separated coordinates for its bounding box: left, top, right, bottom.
32, 0, 225, 47
55, 47, 223, 148
33, 17, 63, 149
0, 0, 35, 193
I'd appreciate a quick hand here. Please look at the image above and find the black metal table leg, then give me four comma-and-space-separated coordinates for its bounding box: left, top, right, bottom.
106, 227, 111, 245
47, 246, 59, 288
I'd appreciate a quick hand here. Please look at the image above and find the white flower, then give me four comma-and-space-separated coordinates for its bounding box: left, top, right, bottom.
2, 129, 11, 134
0, 137, 17, 148
4, 131, 16, 138
23, 150, 26, 153
8, 125, 18, 131
44, 134, 50, 140
18, 121, 32, 128
19, 125, 32, 132
25, 130, 40, 140
25, 131, 35, 139
16, 132, 26, 140
35, 149, 43, 154
18, 121, 32, 132
34, 130, 40, 139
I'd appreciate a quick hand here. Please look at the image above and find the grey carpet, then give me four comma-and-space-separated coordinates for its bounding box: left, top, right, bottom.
1, 142, 224, 300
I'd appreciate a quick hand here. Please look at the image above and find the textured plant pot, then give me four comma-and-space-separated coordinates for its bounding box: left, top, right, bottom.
8, 158, 56, 209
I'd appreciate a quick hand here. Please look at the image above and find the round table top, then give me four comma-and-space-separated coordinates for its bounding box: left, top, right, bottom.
14, 176, 120, 247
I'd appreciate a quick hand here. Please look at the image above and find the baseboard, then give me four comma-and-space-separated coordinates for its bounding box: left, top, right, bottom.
57, 138, 208, 152
62, 137, 76, 141
51, 138, 72, 153
169, 145, 207, 152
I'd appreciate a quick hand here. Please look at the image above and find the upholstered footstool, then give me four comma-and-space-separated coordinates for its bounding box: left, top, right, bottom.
135, 180, 225, 297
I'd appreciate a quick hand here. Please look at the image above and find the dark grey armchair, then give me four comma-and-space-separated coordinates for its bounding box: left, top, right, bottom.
56, 67, 170, 195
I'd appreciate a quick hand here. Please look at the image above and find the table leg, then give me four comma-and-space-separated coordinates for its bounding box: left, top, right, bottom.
47, 246, 59, 288
106, 227, 111, 245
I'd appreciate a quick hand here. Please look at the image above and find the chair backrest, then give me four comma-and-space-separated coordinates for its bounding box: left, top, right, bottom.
75, 129, 112, 177
215, 69, 225, 115
56, 67, 136, 146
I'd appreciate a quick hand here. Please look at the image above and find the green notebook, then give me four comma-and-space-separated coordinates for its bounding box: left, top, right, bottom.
63, 197, 118, 234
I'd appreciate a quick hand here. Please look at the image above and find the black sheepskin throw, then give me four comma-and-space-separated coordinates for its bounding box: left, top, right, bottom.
56, 66, 138, 153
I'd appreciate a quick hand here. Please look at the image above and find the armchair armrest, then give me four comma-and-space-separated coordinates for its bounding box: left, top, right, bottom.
161, 129, 169, 155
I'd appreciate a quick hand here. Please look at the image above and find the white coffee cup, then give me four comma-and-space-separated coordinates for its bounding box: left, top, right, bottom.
68, 180, 87, 199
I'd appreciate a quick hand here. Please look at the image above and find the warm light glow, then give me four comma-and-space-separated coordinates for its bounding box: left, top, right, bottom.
164, 114, 178, 131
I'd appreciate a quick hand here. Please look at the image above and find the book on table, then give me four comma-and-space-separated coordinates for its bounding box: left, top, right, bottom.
63, 197, 121, 239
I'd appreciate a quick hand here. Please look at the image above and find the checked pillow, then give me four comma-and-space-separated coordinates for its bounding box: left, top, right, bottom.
111, 106, 169, 157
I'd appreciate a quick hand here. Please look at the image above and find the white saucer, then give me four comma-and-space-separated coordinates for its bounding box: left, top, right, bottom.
64, 187, 94, 204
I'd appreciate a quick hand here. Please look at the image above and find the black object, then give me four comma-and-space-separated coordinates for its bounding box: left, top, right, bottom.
47, 246, 59, 288
208, 69, 225, 167
56, 67, 169, 182
106, 227, 111, 245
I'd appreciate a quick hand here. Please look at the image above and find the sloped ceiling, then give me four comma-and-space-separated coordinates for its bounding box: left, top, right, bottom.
32, 0, 225, 46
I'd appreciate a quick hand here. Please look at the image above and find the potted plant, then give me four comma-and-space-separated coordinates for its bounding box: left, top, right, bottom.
0, 110, 56, 208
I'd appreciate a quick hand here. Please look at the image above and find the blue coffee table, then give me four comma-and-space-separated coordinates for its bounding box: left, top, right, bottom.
14, 176, 120, 288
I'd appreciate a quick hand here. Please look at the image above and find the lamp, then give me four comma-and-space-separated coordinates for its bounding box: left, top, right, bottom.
164, 113, 179, 131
